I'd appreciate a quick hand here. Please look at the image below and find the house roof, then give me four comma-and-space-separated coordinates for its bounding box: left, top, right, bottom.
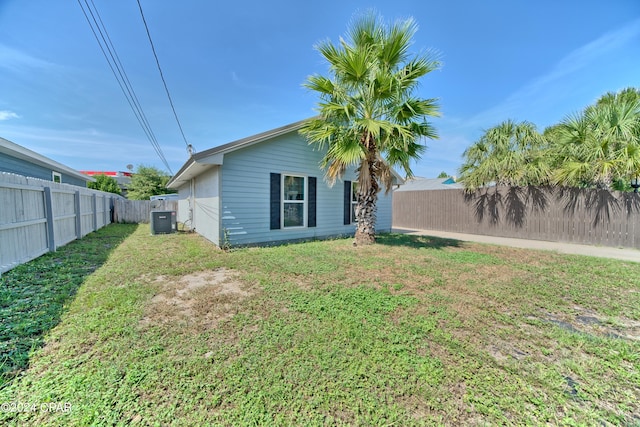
168, 118, 310, 188
167, 118, 405, 188
0, 137, 94, 183
395, 177, 463, 191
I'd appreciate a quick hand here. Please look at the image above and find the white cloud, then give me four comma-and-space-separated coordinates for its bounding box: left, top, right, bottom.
549, 18, 640, 82
0, 110, 20, 120
418, 19, 640, 178
467, 18, 640, 128
0, 43, 53, 72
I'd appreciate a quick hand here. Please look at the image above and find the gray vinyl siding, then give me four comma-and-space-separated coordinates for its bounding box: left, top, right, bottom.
220, 131, 393, 246
0, 153, 88, 187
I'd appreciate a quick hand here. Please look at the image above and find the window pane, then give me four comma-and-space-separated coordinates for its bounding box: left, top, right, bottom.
284, 203, 304, 227
350, 182, 358, 224
284, 176, 304, 200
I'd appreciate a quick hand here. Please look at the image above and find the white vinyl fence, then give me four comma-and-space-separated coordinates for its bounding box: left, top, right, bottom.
0, 172, 122, 274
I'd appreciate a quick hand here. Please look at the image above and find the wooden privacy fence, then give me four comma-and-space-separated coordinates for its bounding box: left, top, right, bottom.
0, 172, 121, 274
113, 199, 178, 223
393, 186, 640, 249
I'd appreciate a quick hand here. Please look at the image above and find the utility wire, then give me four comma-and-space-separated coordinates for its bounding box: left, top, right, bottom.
136, 0, 192, 154
83, 0, 172, 174
77, 0, 173, 175
88, 0, 159, 146
83, 0, 167, 170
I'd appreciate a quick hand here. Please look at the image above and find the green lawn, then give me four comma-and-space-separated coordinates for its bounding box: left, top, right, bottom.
1, 224, 639, 426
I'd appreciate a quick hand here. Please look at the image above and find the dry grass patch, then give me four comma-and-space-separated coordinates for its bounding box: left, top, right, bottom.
139, 268, 253, 331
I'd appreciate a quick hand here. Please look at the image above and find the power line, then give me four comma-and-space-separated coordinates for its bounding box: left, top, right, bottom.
136, 0, 192, 155
82, 0, 172, 174
87, 0, 157, 144
76, 0, 173, 175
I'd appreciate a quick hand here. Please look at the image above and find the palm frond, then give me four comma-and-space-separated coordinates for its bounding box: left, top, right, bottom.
458, 119, 550, 188
303, 75, 335, 96
379, 17, 417, 67
302, 10, 440, 193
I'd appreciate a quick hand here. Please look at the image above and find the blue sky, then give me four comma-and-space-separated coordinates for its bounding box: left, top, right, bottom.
1, 0, 639, 178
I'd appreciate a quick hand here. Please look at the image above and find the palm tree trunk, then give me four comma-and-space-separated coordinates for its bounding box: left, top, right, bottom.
354, 151, 379, 246
354, 186, 377, 245
353, 129, 385, 245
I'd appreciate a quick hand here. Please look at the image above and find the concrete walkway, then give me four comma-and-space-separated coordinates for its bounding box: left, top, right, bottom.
392, 228, 640, 263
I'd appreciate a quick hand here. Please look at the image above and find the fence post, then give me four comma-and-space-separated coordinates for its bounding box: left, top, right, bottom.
92, 193, 98, 232
103, 196, 108, 226
75, 190, 82, 239
111, 199, 120, 223
43, 186, 56, 252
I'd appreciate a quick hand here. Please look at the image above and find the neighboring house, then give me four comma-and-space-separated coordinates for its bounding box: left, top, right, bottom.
80, 170, 132, 195
0, 137, 93, 187
394, 176, 463, 192
166, 119, 402, 247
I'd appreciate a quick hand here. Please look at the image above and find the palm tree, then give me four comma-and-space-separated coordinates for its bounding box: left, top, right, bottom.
458, 120, 550, 190
300, 11, 440, 245
550, 87, 640, 189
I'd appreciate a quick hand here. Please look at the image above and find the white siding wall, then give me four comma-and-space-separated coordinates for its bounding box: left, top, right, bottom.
192, 166, 220, 246
220, 132, 394, 246
176, 186, 191, 228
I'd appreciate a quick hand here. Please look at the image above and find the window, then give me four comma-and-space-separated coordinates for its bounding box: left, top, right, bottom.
350, 181, 359, 223
282, 175, 305, 227
344, 180, 359, 225
52, 171, 61, 183
270, 173, 316, 230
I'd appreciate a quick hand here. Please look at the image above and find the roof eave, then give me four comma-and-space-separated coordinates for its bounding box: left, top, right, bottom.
167, 118, 311, 188
391, 169, 405, 185
0, 137, 94, 182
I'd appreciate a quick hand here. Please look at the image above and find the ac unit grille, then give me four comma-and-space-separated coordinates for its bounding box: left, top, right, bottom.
150, 210, 176, 235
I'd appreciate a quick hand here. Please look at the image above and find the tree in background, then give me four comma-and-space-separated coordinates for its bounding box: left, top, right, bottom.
458, 120, 550, 189
126, 165, 175, 200
458, 87, 640, 191
300, 11, 440, 245
549, 87, 640, 189
437, 171, 450, 178
87, 174, 121, 195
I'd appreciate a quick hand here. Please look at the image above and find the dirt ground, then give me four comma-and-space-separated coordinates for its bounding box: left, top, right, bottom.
139, 268, 252, 331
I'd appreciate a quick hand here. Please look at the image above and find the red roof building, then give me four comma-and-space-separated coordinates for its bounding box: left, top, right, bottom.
80, 171, 132, 195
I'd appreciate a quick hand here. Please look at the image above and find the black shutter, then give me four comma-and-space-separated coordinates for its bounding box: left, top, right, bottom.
308, 177, 316, 227
343, 180, 351, 225
270, 173, 281, 229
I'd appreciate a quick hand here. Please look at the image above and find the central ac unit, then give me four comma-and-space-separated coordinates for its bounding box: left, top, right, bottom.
150, 210, 176, 235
